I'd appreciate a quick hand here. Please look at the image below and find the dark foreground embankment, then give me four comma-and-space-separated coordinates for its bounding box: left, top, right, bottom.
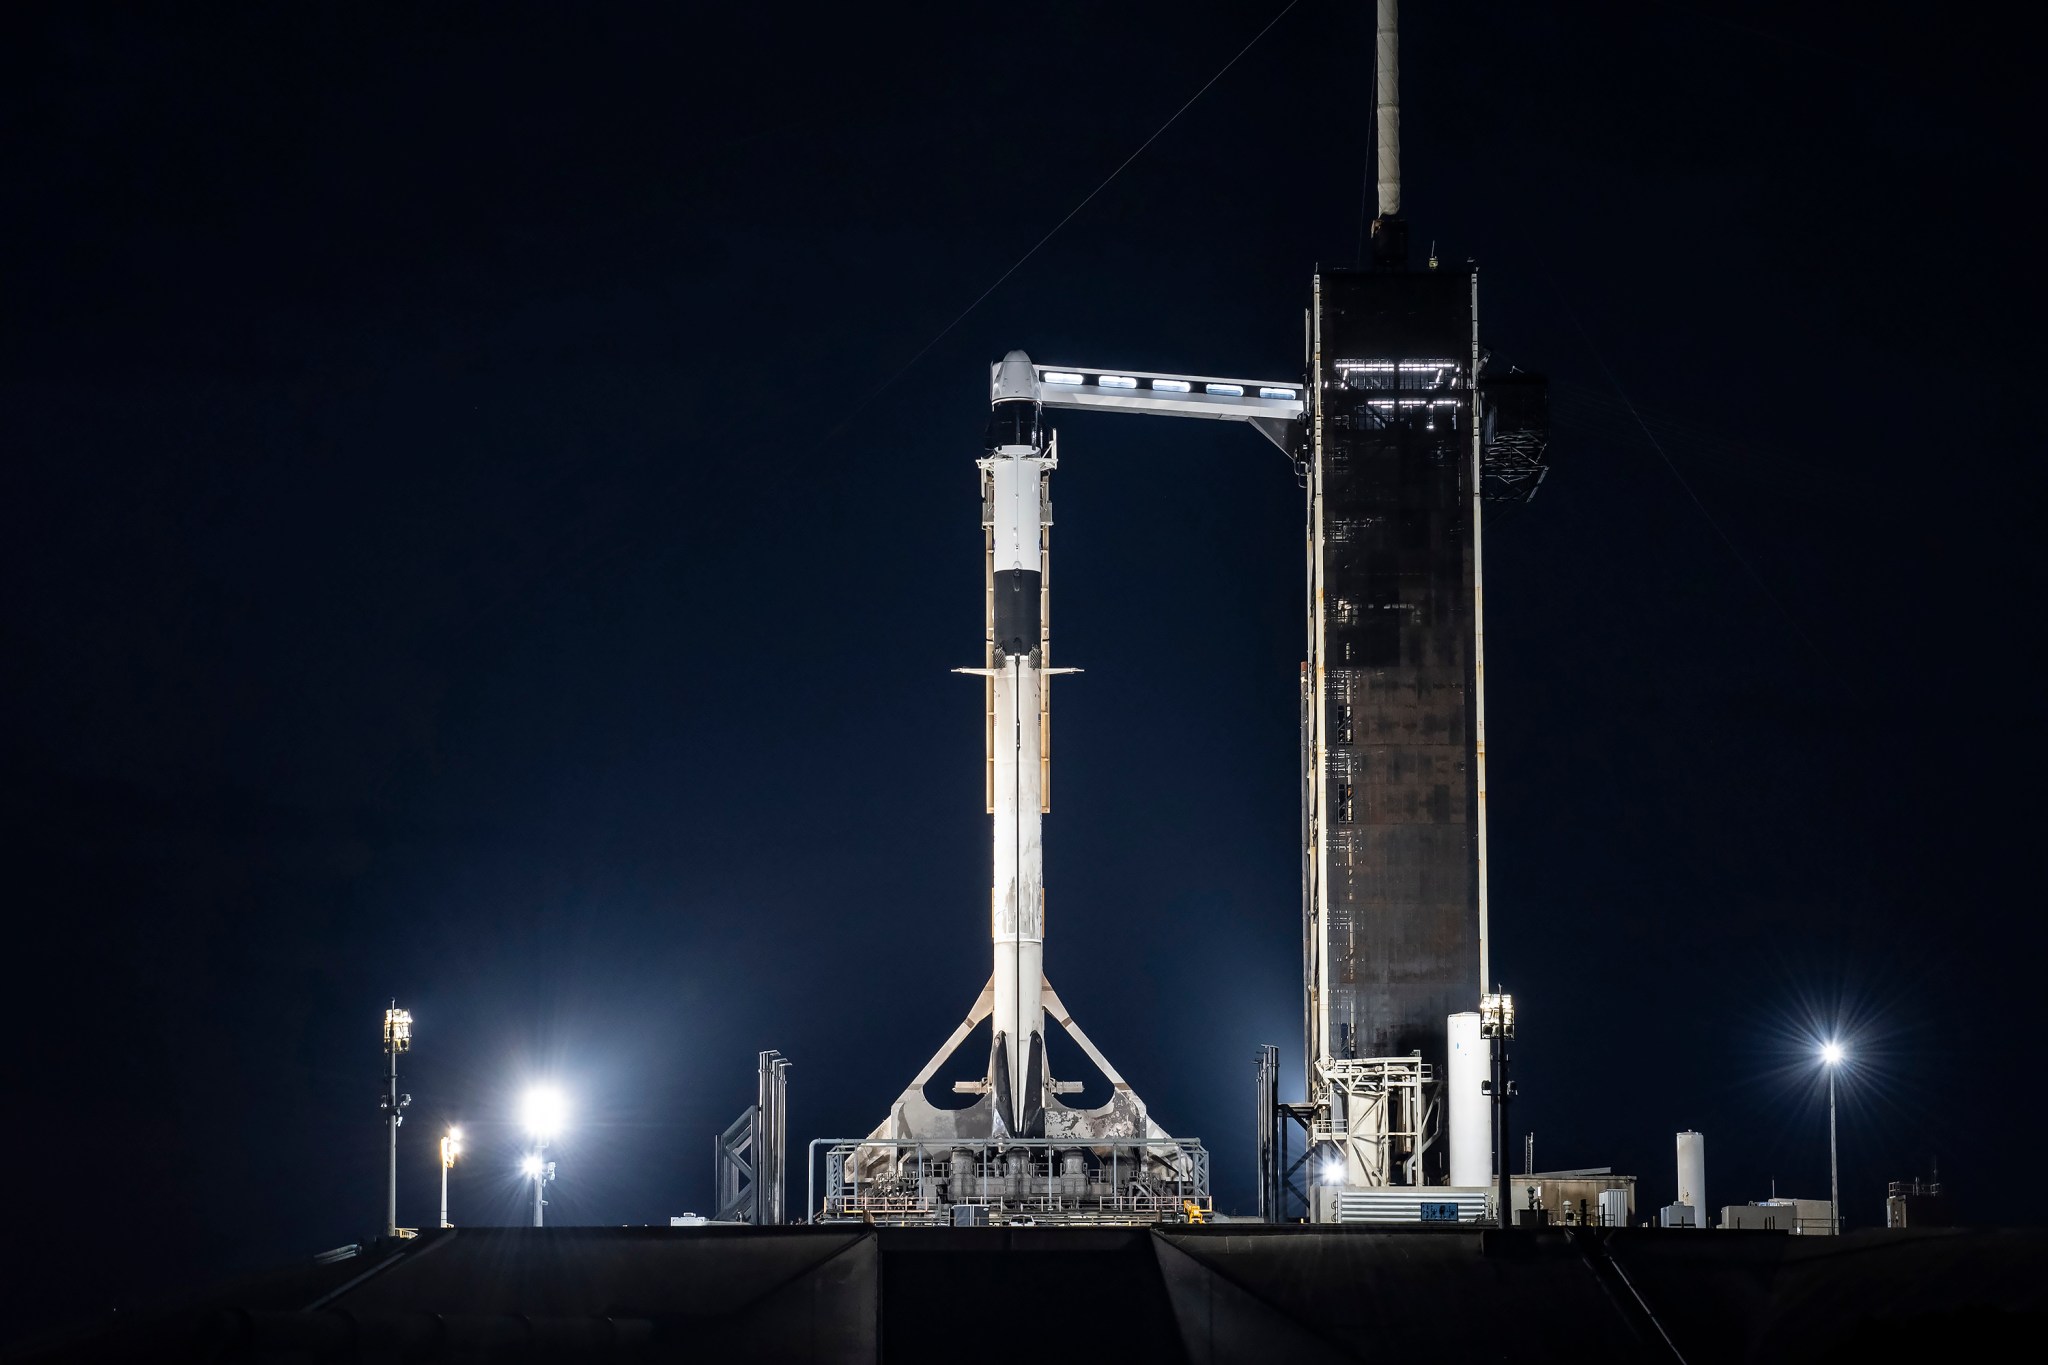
10, 1223, 2042, 1362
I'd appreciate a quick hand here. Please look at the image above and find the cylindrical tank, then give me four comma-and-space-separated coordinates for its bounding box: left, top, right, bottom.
1676, 1131, 1706, 1227
1447, 1012, 1489, 1186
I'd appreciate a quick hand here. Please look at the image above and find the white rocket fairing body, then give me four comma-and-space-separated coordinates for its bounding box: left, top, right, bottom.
984, 350, 1050, 1134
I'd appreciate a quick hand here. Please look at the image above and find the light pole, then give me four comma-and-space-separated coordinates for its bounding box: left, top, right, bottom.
380, 1005, 412, 1238
439, 1127, 462, 1229
520, 1086, 567, 1228
1479, 990, 1516, 1227
1821, 1041, 1843, 1235
520, 1153, 552, 1225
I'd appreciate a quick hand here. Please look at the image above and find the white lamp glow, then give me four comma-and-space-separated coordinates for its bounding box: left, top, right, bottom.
521, 1085, 568, 1138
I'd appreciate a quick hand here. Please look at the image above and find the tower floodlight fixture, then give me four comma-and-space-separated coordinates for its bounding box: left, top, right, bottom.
1478, 992, 1515, 1038
520, 1153, 543, 1178
439, 1127, 463, 1229
520, 1085, 568, 1139
519, 1086, 566, 1227
384, 1007, 413, 1054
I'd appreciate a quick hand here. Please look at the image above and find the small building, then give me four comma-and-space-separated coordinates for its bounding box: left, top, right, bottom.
1720, 1204, 1789, 1231
1659, 1203, 1698, 1228
1886, 1178, 1952, 1228
1508, 1169, 1637, 1227
1723, 1198, 1834, 1234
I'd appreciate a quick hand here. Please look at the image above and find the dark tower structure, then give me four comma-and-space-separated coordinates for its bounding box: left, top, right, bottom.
1298, 0, 1547, 1197
1304, 262, 1485, 1074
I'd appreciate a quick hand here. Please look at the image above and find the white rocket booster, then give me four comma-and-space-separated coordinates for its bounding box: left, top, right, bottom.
982, 350, 1050, 1136
861, 349, 1185, 1155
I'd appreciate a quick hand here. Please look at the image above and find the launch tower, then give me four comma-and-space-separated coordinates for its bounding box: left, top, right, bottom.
1295, 0, 1547, 1215
823, 0, 1546, 1227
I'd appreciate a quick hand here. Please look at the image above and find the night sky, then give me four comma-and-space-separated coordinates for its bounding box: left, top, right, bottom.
6, 0, 2041, 1340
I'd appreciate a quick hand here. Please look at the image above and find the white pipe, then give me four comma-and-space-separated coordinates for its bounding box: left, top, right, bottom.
1309, 277, 1331, 1075
1375, 0, 1401, 218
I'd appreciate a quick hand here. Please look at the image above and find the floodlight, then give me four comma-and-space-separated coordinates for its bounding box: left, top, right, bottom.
520, 1154, 544, 1178
1821, 1041, 1843, 1066
1322, 1158, 1346, 1183
521, 1085, 568, 1138
1479, 992, 1515, 1038
383, 1006, 412, 1053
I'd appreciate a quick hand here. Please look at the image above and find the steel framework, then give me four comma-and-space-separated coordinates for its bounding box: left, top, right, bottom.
810, 1136, 1209, 1226
715, 1050, 791, 1225
1313, 1055, 1438, 1188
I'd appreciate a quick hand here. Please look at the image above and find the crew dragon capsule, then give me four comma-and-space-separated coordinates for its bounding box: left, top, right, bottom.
861, 350, 1172, 1149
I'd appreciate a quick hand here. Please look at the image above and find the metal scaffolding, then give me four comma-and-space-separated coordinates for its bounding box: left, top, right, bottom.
715, 1050, 791, 1225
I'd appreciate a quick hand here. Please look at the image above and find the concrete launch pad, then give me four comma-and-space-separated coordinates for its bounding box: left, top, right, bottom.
19, 1225, 2041, 1363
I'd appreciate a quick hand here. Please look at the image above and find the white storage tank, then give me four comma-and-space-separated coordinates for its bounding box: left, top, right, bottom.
1676, 1131, 1706, 1228
1447, 1012, 1489, 1186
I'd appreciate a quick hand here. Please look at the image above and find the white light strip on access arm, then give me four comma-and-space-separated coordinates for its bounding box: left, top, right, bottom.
1029, 364, 1305, 426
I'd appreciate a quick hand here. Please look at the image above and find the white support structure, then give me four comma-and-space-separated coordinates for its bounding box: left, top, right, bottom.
1312, 1056, 1433, 1189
